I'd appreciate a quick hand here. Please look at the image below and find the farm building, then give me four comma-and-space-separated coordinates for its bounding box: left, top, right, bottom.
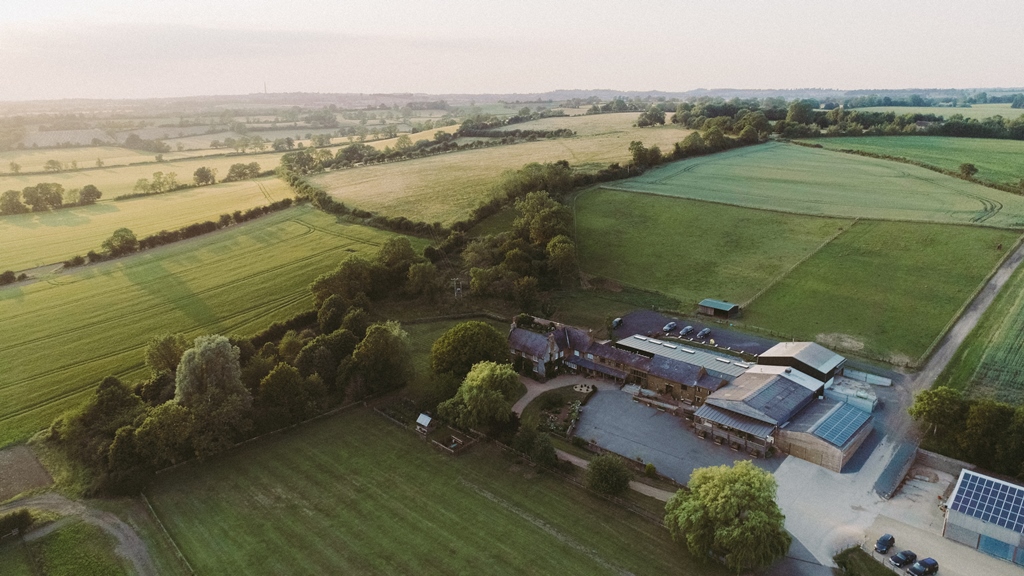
698, 298, 740, 318
943, 470, 1024, 565
773, 400, 873, 472
758, 341, 846, 386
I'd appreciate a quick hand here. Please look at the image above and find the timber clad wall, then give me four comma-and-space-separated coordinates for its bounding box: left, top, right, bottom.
775, 421, 872, 473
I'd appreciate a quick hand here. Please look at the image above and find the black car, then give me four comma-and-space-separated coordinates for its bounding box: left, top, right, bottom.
888, 550, 916, 568
696, 328, 711, 339
680, 325, 694, 336
906, 558, 938, 576
874, 534, 895, 554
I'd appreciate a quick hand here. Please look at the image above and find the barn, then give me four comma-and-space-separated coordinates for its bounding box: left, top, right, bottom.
758, 341, 846, 386
774, 399, 873, 472
698, 298, 740, 318
943, 470, 1024, 565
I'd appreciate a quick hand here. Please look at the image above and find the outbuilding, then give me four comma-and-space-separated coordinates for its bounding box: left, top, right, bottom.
698, 299, 740, 318
944, 470, 1024, 565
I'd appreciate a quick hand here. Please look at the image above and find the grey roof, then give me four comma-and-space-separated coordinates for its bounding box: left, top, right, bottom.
586, 341, 639, 366
571, 357, 627, 380
705, 371, 815, 425
948, 470, 1024, 534
783, 397, 842, 433
553, 325, 592, 351
508, 327, 551, 357
761, 341, 845, 374
416, 413, 433, 427
645, 356, 726, 392
699, 298, 739, 312
695, 403, 775, 438
812, 403, 871, 448
616, 335, 750, 379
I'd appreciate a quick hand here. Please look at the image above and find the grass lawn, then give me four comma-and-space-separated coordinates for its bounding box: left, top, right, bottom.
402, 317, 510, 401
27, 519, 129, 576
851, 103, 1023, 120
604, 142, 1024, 228
834, 546, 893, 576
574, 188, 851, 308
0, 205, 425, 447
309, 113, 693, 225
934, 257, 1024, 403
802, 136, 1024, 188
147, 408, 721, 576
742, 220, 1019, 365
0, 177, 292, 270
0, 539, 34, 576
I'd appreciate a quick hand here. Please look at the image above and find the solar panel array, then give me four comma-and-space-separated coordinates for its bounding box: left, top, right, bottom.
813, 403, 870, 447
950, 471, 1024, 534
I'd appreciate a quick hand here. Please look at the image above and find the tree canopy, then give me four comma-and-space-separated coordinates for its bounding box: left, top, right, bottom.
585, 454, 632, 495
430, 321, 509, 380
174, 335, 252, 456
437, 361, 520, 429
664, 461, 790, 573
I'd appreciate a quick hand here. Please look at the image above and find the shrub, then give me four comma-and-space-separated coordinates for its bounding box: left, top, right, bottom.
0, 509, 33, 535
645, 462, 657, 478
585, 454, 632, 496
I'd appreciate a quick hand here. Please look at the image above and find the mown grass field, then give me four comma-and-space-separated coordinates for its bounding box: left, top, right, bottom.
0, 206, 424, 447
0, 539, 33, 576
575, 188, 852, 307
934, 257, 1024, 403
742, 220, 1019, 365
147, 409, 719, 576
605, 142, 1024, 228
852, 103, 1023, 120
0, 177, 291, 270
27, 520, 129, 576
801, 136, 1024, 187
309, 113, 693, 225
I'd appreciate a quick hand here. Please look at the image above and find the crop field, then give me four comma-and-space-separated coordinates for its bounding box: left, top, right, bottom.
0, 149, 301, 200
742, 220, 1019, 365
0, 206, 424, 446
0, 177, 292, 271
147, 409, 717, 576
801, 136, 1024, 187
851, 103, 1022, 120
310, 114, 692, 225
0, 145, 259, 173
604, 142, 1024, 228
575, 188, 851, 307
934, 259, 1024, 402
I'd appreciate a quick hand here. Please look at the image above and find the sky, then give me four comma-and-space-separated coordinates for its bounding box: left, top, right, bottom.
1, 0, 1021, 100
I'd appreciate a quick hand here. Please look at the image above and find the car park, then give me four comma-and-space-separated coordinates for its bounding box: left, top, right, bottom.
680, 325, 694, 336
696, 328, 711, 339
663, 321, 677, 332
906, 558, 938, 576
874, 534, 895, 554
888, 550, 916, 568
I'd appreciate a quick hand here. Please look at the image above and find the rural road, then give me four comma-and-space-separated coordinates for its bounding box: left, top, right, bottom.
0, 492, 159, 576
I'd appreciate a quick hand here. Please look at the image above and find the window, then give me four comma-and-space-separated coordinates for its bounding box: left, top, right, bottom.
574, 350, 580, 357
587, 353, 594, 360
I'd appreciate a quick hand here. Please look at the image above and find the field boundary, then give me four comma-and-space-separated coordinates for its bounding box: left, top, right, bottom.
741, 218, 857, 309
140, 492, 195, 575
915, 231, 1024, 368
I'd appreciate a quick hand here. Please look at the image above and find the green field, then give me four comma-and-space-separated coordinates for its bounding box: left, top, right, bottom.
575, 188, 852, 307
403, 318, 509, 400
743, 220, 1019, 365
801, 136, 1024, 187
0, 177, 292, 270
0, 539, 33, 576
605, 142, 1024, 228
148, 409, 718, 576
310, 113, 693, 225
851, 103, 1023, 120
0, 206, 423, 447
27, 520, 128, 576
935, 257, 1024, 402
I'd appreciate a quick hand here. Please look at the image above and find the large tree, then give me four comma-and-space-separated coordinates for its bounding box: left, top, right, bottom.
664, 461, 790, 574
0, 190, 28, 215
437, 361, 520, 429
908, 386, 966, 441
430, 321, 509, 379
351, 321, 413, 396
586, 454, 632, 495
145, 333, 190, 376
174, 335, 252, 456
102, 228, 138, 256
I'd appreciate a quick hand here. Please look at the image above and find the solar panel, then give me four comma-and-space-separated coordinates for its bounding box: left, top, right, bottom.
812, 403, 870, 447
950, 471, 1024, 534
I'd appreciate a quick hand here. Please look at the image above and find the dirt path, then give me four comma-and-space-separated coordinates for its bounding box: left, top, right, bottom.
0, 492, 158, 576
511, 374, 591, 415
554, 448, 676, 502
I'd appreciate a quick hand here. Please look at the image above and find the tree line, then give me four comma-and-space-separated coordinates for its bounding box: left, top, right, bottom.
1, 183, 101, 214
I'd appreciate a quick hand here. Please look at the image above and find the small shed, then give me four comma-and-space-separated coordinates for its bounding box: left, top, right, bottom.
698, 299, 740, 318
415, 413, 435, 435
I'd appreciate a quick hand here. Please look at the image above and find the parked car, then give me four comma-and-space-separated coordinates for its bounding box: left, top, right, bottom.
697, 328, 711, 339
906, 558, 938, 576
663, 321, 677, 332
874, 534, 895, 554
680, 325, 694, 336
612, 317, 623, 328
889, 550, 917, 568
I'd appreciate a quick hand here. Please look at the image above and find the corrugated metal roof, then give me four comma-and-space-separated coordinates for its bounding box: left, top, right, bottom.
617, 335, 748, 378
695, 403, 775, 438
744, 365, 824, 392
416, 414, 432, 427
699, 298, 739, 311
706, 371, 815, 425
948, 470, 1024, 535
761, 341, 845, 374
